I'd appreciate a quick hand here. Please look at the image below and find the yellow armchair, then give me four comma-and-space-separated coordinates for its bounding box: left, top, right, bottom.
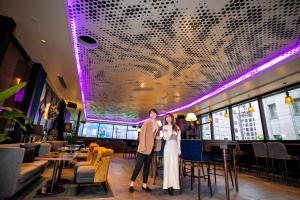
75, 146, 114, 193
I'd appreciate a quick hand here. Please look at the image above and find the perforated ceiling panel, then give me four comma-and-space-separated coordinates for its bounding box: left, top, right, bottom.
66, 0, 300, 122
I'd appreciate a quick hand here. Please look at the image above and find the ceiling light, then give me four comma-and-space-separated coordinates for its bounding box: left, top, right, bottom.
285, 91, 294, 104
140, 83, 145, 88
41, 39, 46, 43
185, 113, 197, 121
15, 77, 21, 84
283, 82, 294, 104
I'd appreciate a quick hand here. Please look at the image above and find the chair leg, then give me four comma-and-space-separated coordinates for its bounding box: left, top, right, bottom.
207, 163, 212, 197
256, 157, 259, 177
271, 158, 275, 180
213, 162, 216, 185
77, 184, 81, 194
265, 158, 269, 179
228, 165, 234, 188
191, 162, 194, 190
201, 163, 206, 181
183, 160, 186, 178
198, 165, 201, 200
284, 160, 288, 184
102, 182, 108, 192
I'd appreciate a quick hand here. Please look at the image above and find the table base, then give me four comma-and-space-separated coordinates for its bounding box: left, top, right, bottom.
37, 185, 65, 195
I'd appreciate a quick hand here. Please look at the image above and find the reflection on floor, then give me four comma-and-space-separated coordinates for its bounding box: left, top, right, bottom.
11, 154, 300, 200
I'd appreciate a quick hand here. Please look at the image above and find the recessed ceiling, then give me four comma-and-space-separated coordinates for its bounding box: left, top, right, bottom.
66, 0, 300, 122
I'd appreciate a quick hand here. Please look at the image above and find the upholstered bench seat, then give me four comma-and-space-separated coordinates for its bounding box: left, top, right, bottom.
19, 161, 47, 183
76, 165, 95, 183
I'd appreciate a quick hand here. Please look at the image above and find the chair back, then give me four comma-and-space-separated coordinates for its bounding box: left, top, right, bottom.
252, 142, 268, 158
267, 142, 288, 159
181, 140, 204, 162
87, 143, 99, 161
94, 147, 114, 183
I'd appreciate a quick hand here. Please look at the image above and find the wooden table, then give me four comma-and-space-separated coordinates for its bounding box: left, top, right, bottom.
36, 152, 78, 195
203, 140, 239, 200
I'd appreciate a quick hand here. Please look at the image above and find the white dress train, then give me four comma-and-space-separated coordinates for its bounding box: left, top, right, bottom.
163, 125, 181, 189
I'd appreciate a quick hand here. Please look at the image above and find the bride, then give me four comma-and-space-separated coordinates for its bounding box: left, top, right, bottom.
162, 113, 181, 195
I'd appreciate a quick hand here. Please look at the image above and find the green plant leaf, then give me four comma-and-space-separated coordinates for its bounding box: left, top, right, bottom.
0, 133, 11, 142
0, 111, 29, 120
0, 82, 27, 102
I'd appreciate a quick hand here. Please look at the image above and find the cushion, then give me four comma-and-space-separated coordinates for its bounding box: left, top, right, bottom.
18, 161, 46, 183
20, 146, 35, 163
20, 143, 40, 157
77, 165, 95, 178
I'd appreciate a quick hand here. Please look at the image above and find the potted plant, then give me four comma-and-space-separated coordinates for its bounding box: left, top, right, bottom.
0, 82, 29, 142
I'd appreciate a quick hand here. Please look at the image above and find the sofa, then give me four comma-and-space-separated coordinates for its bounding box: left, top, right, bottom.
0, 142, 51, 198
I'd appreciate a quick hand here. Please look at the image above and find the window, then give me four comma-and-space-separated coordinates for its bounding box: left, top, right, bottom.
127, 126, 138, 140
268, 104, 278, 119
232, 100, 264, 140
293, 98, 300, 115
113, 125, 127, 139
80, 123, 99, 137
98, 124, 113, 138
262, 87, 300, 140
201, 115, 211, 139
212, 109, 232, 140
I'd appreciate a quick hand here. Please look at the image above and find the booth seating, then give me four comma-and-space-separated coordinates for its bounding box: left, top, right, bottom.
75, 146, 114, 193
0, 143, 51, 198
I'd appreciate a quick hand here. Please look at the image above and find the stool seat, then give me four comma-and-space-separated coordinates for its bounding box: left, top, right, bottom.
76, 166, 95, 183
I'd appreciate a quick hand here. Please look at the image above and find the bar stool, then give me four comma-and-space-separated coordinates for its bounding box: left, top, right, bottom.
267, 142, 300, 183
181, 140, 212, 200
252, 142, 269, 178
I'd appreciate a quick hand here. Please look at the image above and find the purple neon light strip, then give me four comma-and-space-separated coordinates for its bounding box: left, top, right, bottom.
66, 1, 300, 125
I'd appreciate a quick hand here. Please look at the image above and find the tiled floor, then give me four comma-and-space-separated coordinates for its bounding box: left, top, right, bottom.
16, 154, 300, 200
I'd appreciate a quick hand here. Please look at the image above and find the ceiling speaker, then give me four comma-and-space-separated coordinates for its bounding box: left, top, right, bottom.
67, 102, 77, 109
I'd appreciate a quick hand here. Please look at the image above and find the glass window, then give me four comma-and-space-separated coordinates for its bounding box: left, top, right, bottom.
80, 122, 99, 137
201, 115, 211, 139
127, 126, 138, 140
232, 101, 264, 140
268, 104, 278, 119
113, 125, 127, 139
212, 109, 232, 140
98, 124, 113, 138
262, 87, 300, 140
293, 98, 300, 115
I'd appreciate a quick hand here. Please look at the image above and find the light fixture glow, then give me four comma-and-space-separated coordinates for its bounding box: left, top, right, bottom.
15, 77, 21, 84
285, 91, 294, 104
224, 110, 230, 118
65, 1, 300, 125
41, 39, 46, 43
247, 103, 255, 113
185, 113, 197, 121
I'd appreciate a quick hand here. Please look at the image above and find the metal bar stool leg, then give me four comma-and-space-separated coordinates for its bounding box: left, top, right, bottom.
198, 165, 201, 200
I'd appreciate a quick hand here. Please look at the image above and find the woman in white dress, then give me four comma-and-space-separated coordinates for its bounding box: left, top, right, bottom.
162, 113, 181, 195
